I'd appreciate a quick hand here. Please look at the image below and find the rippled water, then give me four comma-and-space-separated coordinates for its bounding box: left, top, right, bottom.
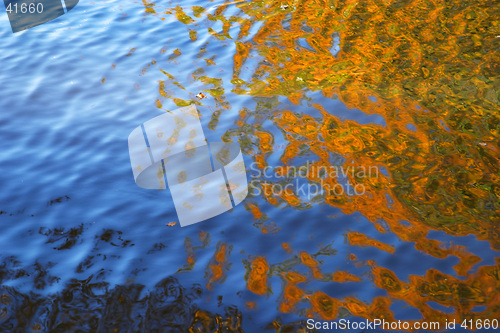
0, 0, 499, 332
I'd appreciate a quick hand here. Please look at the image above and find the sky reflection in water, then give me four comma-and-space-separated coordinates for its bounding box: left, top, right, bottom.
0, 0, 499, 331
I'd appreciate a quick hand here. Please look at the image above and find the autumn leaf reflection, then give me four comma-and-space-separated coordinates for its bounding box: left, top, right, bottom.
142, 0, 499, 328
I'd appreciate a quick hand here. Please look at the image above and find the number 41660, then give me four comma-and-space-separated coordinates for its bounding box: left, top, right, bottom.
6, 2, 44, 14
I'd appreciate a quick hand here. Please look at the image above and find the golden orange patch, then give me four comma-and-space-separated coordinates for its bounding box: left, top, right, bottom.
247, 257, 269, 295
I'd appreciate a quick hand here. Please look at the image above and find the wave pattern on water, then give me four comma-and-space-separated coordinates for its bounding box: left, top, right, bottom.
0, 0, 499, 331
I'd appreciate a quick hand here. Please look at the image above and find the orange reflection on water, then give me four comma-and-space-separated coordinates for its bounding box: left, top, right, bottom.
331, 271, 361, 283
247, 257, 269, 296
347, 232, 395, 254
280, 274, 306, 314
300, 252, 324, 280
206, 242, 231, 290
141, 0, 499, 328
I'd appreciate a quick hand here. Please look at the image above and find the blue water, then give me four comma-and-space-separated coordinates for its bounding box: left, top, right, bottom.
0, 1, 498, 332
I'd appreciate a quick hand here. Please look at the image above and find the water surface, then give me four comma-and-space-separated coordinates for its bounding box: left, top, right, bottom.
0, 0, 499, 331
